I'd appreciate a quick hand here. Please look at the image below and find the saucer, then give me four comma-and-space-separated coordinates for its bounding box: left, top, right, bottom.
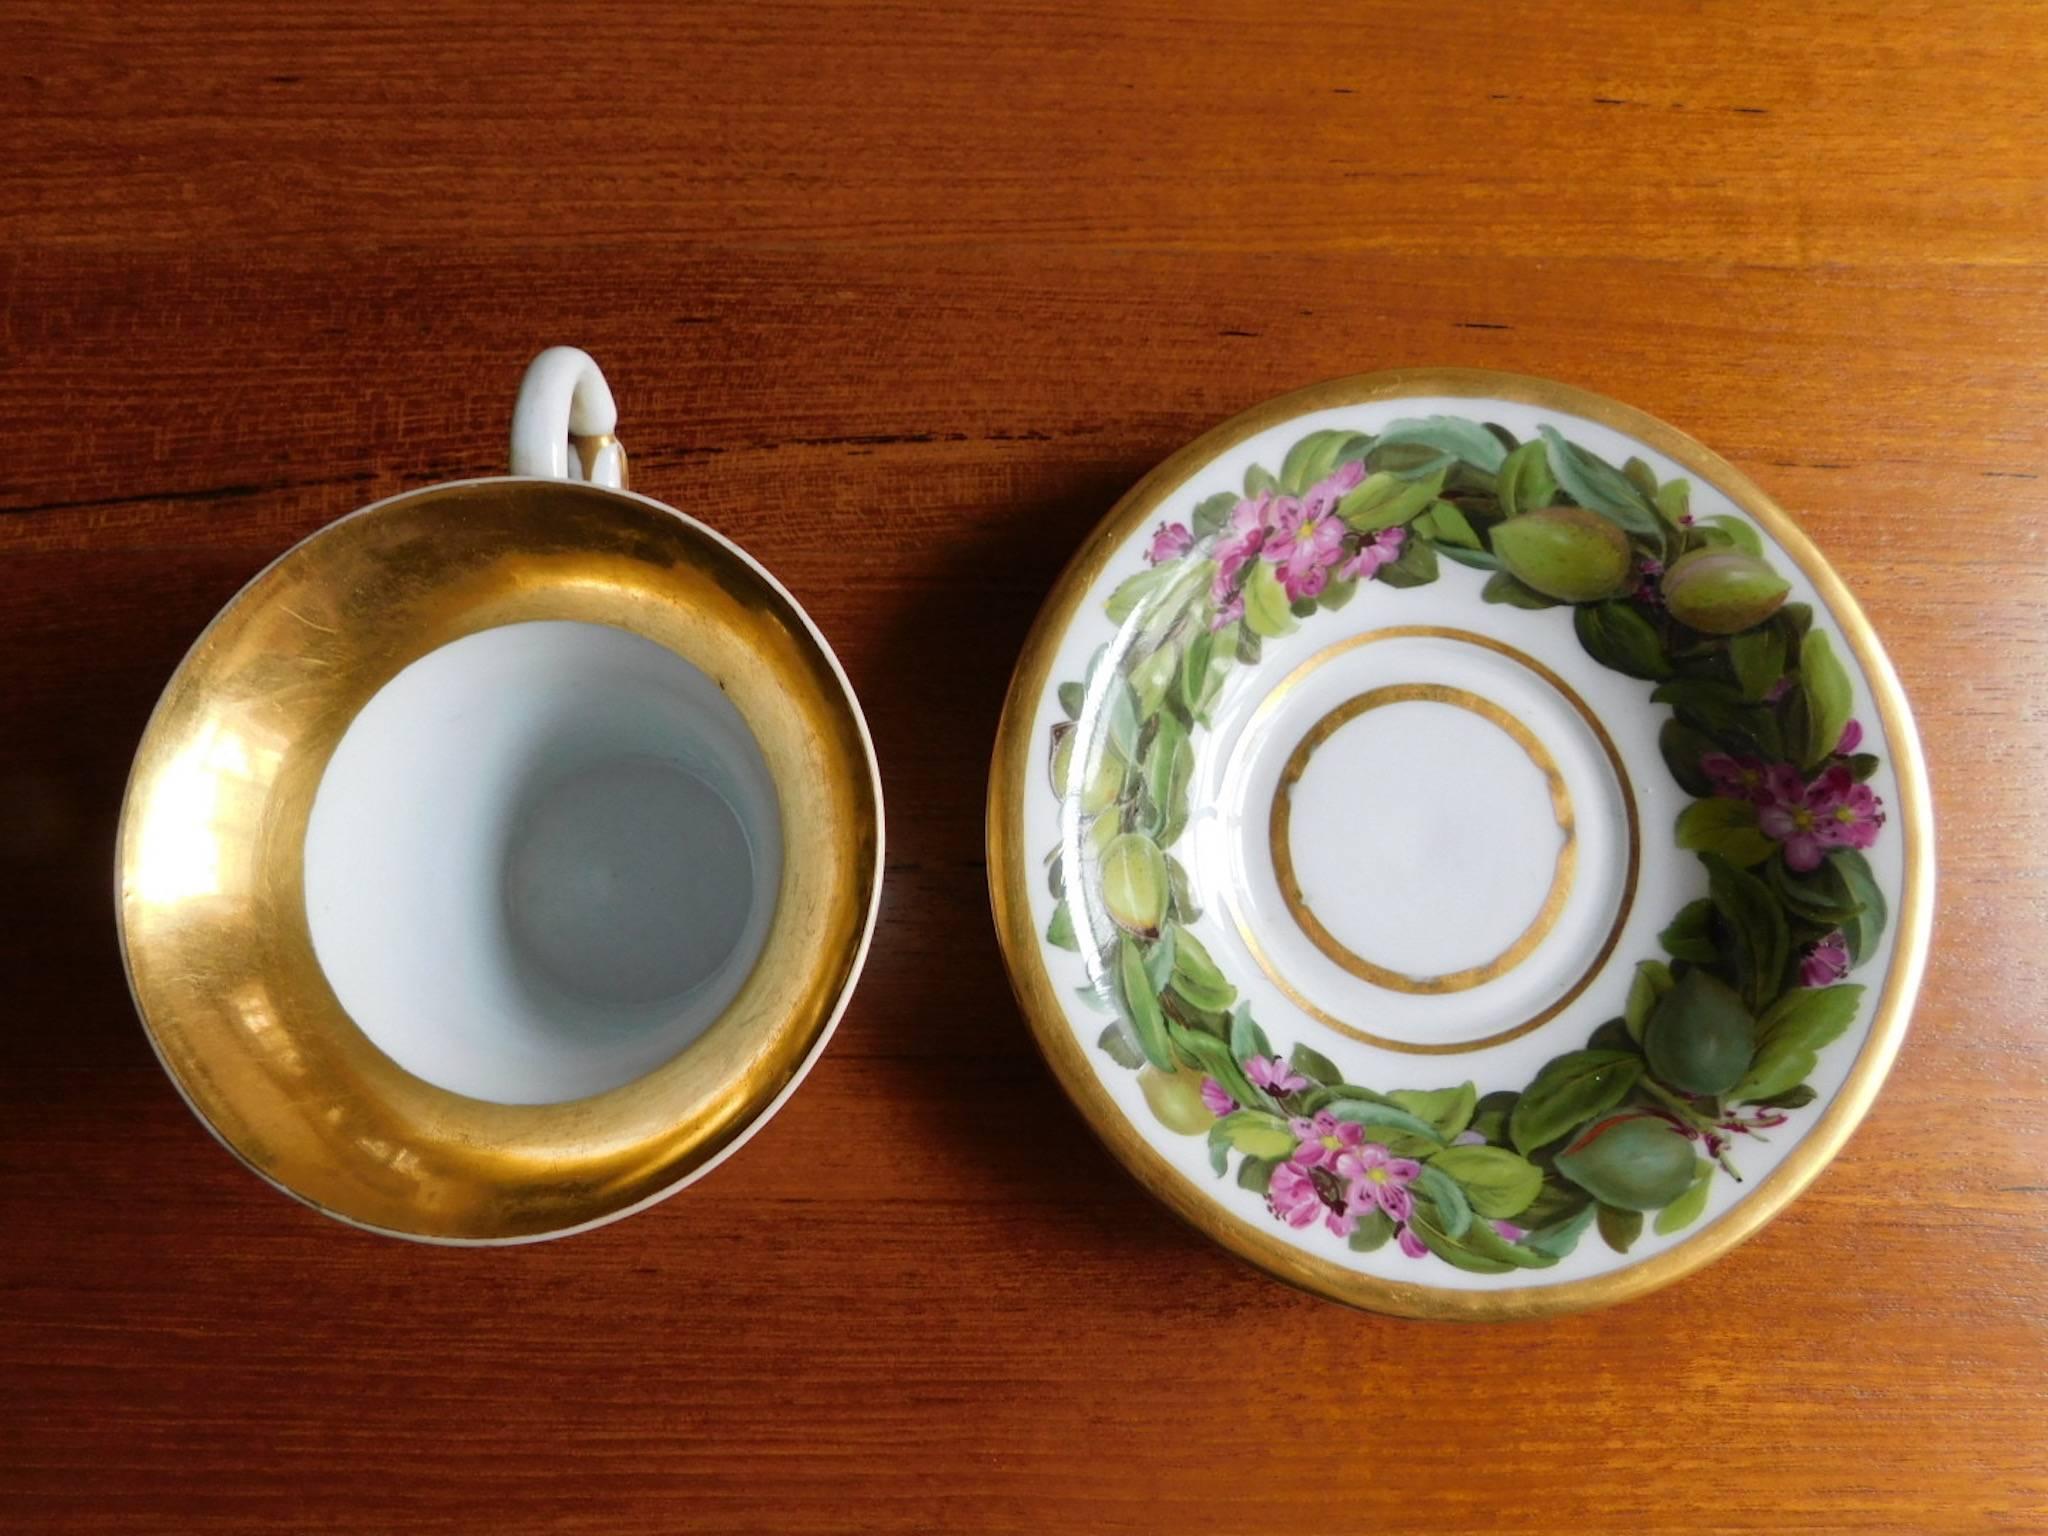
989, 370, 1932, 1318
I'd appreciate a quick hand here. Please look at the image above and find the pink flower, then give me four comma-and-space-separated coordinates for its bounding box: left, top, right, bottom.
1764, 676, 1795, 704
1396, 1224, 1429, 1259
1338, 525, 1406, 583
1261, 498, 1345, 601
1213, 494, 1272, 581
1299, 459, 1366, 520
1702, 752, 1772, 805
1800, 930, 1851, 988
1146, 521, 1193, 565
1286, 1110, 1364, 1171
1267, 1161, 1360, 1238
1491, 1220, 1528, 1243
1208, 587, 1244, 630
1760, 763, 1886, 872
1246, 1055, 1308, 1095
1199, 1077, 1239, 1118
1837, 719, 1864, 755
1337, 1141, 1422, 1224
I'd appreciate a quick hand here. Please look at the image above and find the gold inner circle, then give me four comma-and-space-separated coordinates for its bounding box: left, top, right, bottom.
1229, 625, 1640, 1056
1271, 683, 1576, 994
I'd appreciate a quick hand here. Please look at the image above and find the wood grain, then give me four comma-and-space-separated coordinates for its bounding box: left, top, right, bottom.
2, 3, 2043, 1531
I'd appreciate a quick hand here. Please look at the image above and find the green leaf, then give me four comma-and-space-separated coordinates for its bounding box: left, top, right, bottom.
1411, 1207, 1558, 1273
1427, 1144, 1543, 1219
1338, 467, 1447, 533
1046, 902, 1078, 951
1164, 853, 1200, 925
1653, 1160, 1715, 1235
1115, 938, 1173, 1071
1415, 1166, 1473, 1238
1768, 858, 1865, 927
1169, 1023, 1263, 1112
1241, 559, 1297, 638
1539, 424, 1660, 535
1800, 628, 1855, 769
1226, 1002, 1268, 1066
1482, 570, 1562, 609
1315, 575, 1358, 612
1624, 960, 1675, 1043
1191, 491, 1238, 538
1496, 439, 1558, 519
1214, 1109, 1296, 1161
1243, 463, 1278, 498
1427, 499, 1482, 549
1706, 514, 1764, 556
1434, 541, 1500, 571
1521, 1201, 1598, 1259
1388, 1083, 1478, 1141
1289, 1042, 1342, 1085
1729, 623, 1788, 702
1660, 897, 1719, 963
1176, 628, 1215, 719
1279, 429, 1349, 495
1370, 441, 1455, 479
1105, 566, 1170, 624
1349, 1208, 1395, 1252
1142, 925, 1177, 993
1828, 849, 1888, 965
1468, 1090, 1518, 1148
1103, 677, 1141, 760
1509, 1050, 1644, 1155
1326, 1099, 1448, 1146
1576, 600, 1673, 681
1624, 456, 1661, 502
1705, 852, 1790, 1012
1732, 984, 1865, 1102
1676, 797, 1776, 867
1376, 534, 1441, 588
1374, 415, 1509, 473
1168, 926, 1235, 1013
1096, 1021, 1146, 1069
1659, 719, 1719, 799
1129, 641, 1178, 720
1100, 832, 1169, 938
1655, 478, 1691, 527
1236, 1155, 1277, 1195
1143, 712, 1195, 849
1057, 681, 1084, 719
1597, 1203, 1644, 1254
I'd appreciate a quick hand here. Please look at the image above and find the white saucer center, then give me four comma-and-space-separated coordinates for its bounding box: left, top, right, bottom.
1279, 694, 1569, 982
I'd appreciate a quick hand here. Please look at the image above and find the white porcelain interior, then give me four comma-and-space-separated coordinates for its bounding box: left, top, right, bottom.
304, 620, 782, 1105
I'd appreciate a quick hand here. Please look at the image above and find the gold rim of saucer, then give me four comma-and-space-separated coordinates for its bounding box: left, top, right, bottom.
117, 478, 883, 1243
987, 368, 1934, 1320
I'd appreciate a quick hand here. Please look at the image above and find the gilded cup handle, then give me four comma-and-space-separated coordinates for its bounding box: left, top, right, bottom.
508, 346, 629, 488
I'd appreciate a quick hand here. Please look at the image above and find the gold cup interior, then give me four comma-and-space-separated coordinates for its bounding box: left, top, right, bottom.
117, 479, 881, 1241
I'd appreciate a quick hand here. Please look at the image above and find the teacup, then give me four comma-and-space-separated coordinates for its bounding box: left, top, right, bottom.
117, 348, 884, 1242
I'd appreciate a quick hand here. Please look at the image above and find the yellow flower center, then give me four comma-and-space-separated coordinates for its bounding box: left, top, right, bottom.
1368, 1167, 1388, 1184
1321, 1134, 1344, 1152
1792, 808, 1816, 832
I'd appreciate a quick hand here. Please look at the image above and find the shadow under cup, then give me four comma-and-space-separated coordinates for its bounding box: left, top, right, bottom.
118, 480, 882, 1241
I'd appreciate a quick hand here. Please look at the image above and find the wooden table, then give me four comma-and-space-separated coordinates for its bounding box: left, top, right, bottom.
4, 4, 2043, 1531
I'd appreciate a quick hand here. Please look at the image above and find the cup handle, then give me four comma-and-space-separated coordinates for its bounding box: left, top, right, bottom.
509, 346, 629, 488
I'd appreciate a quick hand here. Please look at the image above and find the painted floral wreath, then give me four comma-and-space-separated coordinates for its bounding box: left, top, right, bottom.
1043, 417, 1888, 1272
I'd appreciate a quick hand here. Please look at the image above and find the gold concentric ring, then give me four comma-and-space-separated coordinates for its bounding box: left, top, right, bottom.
1224, 624, 1639, 1055
1270, 684, 1576, 993
987, 368, 1935, 1321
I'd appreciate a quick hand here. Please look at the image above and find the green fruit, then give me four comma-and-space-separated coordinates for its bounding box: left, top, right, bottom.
1099, 832, 1169, 937
1644, 968, 1756, 1096
1659, 548, 1791, 635
1139, 1066, 1214, 1135
1555, 1113, 1698, 1212
1489, 505, 1633, 603
1048, 722, 1125, 813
